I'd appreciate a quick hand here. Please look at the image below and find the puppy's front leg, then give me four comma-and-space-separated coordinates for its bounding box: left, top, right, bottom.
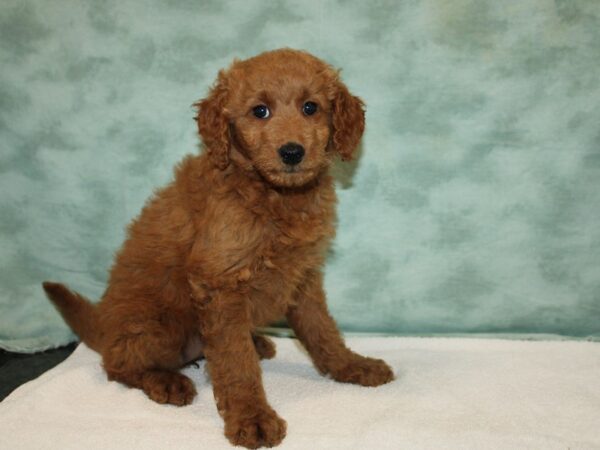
197, 289, 286, 449
287, 271, 394, 387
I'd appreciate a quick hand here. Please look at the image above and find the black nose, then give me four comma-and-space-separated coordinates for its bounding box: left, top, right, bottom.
278, 143, 305, 166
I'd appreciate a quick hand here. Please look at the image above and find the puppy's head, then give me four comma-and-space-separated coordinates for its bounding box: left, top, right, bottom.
195, 49, 365, 188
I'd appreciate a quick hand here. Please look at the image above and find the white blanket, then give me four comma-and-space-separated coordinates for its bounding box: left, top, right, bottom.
1, 337, 599, 449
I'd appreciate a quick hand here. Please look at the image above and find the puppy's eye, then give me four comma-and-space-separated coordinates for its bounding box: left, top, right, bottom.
252, 104, 270, 119
302, 101, 318, 116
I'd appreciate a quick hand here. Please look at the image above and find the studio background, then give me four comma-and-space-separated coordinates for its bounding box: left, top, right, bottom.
1, 0, 599, 352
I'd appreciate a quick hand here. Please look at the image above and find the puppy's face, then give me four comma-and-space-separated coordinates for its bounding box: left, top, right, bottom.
228, 64, 333, 188
196, 49, 365, 188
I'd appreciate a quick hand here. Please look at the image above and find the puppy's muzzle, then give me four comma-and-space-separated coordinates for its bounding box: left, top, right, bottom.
278, 143, 305, 166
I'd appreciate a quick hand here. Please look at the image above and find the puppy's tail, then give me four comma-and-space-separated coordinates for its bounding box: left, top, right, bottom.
42, 281, 102, 352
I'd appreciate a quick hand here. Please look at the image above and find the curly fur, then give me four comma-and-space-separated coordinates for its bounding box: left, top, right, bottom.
43, 48, 393, 449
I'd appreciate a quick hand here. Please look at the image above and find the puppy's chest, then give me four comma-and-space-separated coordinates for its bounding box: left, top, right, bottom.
244, 216, 332, 325
193, 199, 333, 283
249, 208, 334, 282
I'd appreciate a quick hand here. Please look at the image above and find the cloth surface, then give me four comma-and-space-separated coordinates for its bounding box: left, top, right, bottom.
1, 337, 599, 449
2, 1, 600, 352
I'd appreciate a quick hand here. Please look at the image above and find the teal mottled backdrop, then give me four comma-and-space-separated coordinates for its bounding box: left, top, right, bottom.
1, 0, 599, 351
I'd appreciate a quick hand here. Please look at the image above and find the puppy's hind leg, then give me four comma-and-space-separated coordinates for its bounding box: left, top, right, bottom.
252, 334, 276, 360
102, 317, 198, 406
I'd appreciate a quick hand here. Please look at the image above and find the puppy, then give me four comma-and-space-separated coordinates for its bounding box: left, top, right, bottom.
43, 48, 393, 449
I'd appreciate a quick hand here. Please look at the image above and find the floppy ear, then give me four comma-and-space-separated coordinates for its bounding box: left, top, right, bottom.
194, 71, 230, 170
331, 80, 365, 161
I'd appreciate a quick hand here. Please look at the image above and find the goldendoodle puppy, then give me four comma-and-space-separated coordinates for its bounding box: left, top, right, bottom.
43, 48, 393, 449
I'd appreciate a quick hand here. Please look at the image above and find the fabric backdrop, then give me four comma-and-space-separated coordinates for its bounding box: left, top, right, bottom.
1, 0, 599, 352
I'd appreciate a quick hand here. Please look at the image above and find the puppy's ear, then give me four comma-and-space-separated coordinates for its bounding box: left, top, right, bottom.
194, 71, 230, 170
331, 80, 365, 161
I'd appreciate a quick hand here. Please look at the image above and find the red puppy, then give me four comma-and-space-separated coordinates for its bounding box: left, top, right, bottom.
44, 48, 393, 449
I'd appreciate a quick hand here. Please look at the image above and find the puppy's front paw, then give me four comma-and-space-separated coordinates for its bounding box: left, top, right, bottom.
224, 406, 286, 449
330, 355, 394, 387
